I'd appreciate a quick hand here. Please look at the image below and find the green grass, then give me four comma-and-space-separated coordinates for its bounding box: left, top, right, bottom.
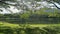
0, 21, 60, 34
0, 21, 60, 28
0, 21, 20, 28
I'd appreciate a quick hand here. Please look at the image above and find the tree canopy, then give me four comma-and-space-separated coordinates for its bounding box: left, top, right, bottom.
0, 0, 17, 8
46, 0, 60, 4
0, 0, 60, 14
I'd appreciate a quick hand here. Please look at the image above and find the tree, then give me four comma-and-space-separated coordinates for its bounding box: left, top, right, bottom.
45, 0, 60, 9
0, 0, 17, 11
0, 0, 37, 14
0, 0, 22, 14
0, 0, 28, 13
52, 0, 60, 4
0, 0, 60, 14
33, 0, 60, 9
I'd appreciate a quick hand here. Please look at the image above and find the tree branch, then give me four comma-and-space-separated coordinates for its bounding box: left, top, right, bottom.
0, 1, 16, 6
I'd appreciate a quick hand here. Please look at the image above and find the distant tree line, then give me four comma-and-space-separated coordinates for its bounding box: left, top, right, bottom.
0, 9, 60, 24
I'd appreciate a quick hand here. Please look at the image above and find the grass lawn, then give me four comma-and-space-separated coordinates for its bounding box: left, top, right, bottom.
0, 21, 60, 28
0, 21, 60, 34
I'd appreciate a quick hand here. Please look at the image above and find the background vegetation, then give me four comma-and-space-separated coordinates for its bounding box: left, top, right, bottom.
0, 22, 60, 34
0, 0, 60, 34
0, 8, 60, 24
0, 8, 60, 34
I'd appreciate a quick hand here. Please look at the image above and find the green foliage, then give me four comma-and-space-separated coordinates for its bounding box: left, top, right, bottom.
20, 12, 30, 19
0, 8, 60, 24
0, 22, 60, 34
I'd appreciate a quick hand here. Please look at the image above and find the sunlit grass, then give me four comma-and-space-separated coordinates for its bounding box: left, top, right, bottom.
28, 24, 60, 28
0, 21, 60, 28
0, 21, 60, 34
0, 21, 20, 28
